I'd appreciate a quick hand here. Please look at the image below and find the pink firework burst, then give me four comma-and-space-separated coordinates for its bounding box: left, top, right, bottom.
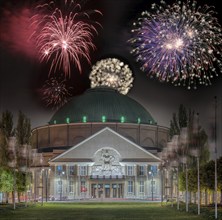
32, 0, 102, 77
38, 76, 72, 109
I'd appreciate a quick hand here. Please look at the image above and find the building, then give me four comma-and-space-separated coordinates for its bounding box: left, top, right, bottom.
30, 87, 169, 200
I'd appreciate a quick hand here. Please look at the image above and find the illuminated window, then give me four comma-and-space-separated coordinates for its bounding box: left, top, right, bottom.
57, 180, 62, 194
82, 116, 87, 123
69, 166, 74, 175
139, 181, 145, 193
128, 181, 133, 193
137, 118, 141, 124
66, 117, 70, 123
80, 181, 86, 192
120, 116, 125, 123
127, 166, 133, 176
79, 166, 87, 176
102, 115, 106, 123
57, 165, 62, 175
69, 180, 74, 193
139, 165, 145, 176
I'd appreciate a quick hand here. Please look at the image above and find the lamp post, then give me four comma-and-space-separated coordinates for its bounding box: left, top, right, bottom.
59, 171, 65, 201
149, 171, 154, 201
41, 169, 44, 206
190, 148, 200, 215
45, 168, 51, 202
214, 96, 218, 220
171, 161, 179, 210
181, 156, 189, 212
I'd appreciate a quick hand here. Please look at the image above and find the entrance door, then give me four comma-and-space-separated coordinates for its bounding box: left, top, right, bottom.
104, 184, 110, 198
112, 184, 123, 198
91, 183, 124, 198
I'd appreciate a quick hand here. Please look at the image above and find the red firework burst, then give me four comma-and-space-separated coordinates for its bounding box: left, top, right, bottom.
38, 76, 72, 109
32, 0, 102, 76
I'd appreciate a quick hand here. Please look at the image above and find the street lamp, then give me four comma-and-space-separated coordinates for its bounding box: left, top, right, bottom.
190, 148, 200, 215
170, 161, 179, 210
59, 171, 65, 201
214, 96, 218, 220
45, 168, 51, 202
149, 171, 154, 201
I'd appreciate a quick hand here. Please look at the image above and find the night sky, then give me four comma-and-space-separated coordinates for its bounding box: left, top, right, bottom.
0, 0, 221, 156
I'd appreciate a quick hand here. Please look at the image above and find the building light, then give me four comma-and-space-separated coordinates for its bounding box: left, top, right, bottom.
82, 116, 87, 123
66, 117, 70, 123
120, 116, 125, 123
137, 118, 141, 124
102, 115, 106, 123
53, 120, 57, 124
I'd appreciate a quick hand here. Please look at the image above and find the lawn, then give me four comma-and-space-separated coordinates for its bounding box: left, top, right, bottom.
0, 202, 208, 220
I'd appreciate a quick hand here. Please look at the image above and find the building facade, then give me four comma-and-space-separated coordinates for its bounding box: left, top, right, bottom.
30, 87, 169, 201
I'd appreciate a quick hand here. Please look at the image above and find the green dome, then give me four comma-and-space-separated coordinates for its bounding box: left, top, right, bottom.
49, 87, 155, 125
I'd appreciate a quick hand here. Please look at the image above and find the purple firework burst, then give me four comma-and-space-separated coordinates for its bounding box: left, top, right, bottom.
129, 0, 222, 89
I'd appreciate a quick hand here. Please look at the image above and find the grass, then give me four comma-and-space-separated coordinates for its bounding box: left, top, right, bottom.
0, 202, 208, 220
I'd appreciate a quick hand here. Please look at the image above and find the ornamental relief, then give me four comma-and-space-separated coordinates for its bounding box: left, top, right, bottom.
91, 147, 124, 176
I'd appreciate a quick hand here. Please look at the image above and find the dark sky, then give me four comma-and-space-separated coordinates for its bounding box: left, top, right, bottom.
0, 0, 221, 156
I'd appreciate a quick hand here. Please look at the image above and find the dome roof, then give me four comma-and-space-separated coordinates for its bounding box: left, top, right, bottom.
49, 87, 155, 125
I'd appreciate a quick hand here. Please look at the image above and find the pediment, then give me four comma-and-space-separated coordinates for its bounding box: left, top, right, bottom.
50, 127, 161, 163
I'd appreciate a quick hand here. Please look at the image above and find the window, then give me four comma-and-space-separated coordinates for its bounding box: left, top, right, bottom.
139, 166, 145, 176
57, 165, 63, 175
69, 166, 74, 175
139, 181, 144, 193
128, 181, 133, 193
82, 116, 87, 123
102, 115, 106, 122
80, 166, 87, 176
150, 165, 158, 176
80, 181, 87, 192
127, 166, 133, 176
69, 180, 74, 193
57, 180, 62, 193
120, 116, 125, 123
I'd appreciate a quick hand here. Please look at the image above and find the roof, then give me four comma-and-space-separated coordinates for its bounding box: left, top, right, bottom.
49, 127, 161, 163
49, 87, 155, 125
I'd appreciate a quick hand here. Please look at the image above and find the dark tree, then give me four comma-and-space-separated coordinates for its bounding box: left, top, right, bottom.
16, 111, 31, 146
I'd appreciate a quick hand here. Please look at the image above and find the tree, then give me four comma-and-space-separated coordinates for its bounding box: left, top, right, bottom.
16, 111, 31, 146
1, 110, 14, 138
169, 104, 209, 165
15, 111, 31, 202
0, 128, 9, 167
0, 167, 14, 203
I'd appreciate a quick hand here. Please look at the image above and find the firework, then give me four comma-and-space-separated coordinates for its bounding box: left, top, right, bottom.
129, 0, 222, 89
32, 1, 102, 76
0, 6, 38, 58
38, 76, 72, 109
89, 58, 134, 95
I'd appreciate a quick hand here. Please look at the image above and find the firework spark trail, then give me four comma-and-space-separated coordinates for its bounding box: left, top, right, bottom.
129, 0, 222, 89
89, 58, 134, 95
33, 0, 102, 77
38, 76, 72, 109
